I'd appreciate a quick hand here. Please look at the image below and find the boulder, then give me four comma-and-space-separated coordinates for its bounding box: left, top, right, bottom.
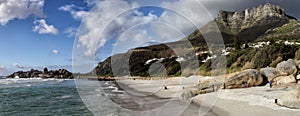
179, 90, 197, 103
297, 75, 300, 80
224, 69, 265, 89
273, 75, 296, 85
260, 67, 287, 81
196, 79, 223, 94
276, 59, 298, 75
277, 87, 300, 109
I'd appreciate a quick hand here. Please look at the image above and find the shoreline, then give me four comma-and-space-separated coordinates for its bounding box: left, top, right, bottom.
116, 76, 300, 115
2, 76, 299, 115
115, 78, 229, 116
115, 76, 230, 115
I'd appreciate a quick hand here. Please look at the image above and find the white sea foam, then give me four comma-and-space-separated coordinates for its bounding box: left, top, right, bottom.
56, 95, 72, 99
111, 89, 125, 93
107, 85, 116, 89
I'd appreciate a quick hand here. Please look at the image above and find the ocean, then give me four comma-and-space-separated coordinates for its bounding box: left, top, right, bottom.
0, 78, 92, 115
0, 78, 206, 116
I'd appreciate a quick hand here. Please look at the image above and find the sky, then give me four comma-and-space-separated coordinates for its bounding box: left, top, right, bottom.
0, 0, 299, 75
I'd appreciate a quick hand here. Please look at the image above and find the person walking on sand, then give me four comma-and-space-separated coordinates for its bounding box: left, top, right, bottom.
269, 80, 273, 88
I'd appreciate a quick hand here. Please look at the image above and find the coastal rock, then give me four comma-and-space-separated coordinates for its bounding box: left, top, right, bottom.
196, 79, 223, 94
224, 69, 265, 89
273, 75, 296, 85
297, 75, 300, 80
260, 67, 287, 81
277, 87, 300, 109
276, 59, 298, 75
179, 90, 197, 103
7, 68, 73, 79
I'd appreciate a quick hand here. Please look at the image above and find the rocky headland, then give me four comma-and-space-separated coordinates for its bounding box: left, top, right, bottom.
6, 68, 73, 79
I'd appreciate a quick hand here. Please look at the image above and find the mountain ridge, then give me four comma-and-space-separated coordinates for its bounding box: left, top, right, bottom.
92, 3, 300, 77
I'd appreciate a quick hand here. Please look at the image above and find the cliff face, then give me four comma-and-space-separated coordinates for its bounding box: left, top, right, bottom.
216, 3, 291, 34
186, 3, 296, 46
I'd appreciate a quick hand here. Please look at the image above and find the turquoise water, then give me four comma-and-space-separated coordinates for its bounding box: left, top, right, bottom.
0, 79, 92, 115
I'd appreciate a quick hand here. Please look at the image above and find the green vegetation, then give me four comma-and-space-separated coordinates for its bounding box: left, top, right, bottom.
225, 43, 299, 73
258, 19, 300, 41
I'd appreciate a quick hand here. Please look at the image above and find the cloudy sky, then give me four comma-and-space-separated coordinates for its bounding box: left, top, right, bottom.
0, 0, 299, 75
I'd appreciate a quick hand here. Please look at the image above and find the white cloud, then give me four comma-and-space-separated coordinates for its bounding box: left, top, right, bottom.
52, 49, 60, 55
0, 0, 45, 26
161, 0, 212, 28
150, 0, 214, 41
0, 66, 12, 76
33, 19, 58, 35
12, 63, 33, 69
59, 4, 88, 20
64, 27, 77, 38
114, 28, 153, 54
0, 66, 6, 70
72, 0, 158, 57
85, 0, 100, 7
12, 63, 71, 71
70, 0, 218, 59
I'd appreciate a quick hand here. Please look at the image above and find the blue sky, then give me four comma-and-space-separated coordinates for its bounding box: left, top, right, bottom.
0, 0, 299, 75
0, 0, 86, 75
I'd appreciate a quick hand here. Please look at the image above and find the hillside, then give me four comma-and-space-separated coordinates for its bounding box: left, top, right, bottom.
93, 3, 300, 77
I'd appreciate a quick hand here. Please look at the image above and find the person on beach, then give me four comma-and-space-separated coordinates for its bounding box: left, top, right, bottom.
269, 80, 273, 88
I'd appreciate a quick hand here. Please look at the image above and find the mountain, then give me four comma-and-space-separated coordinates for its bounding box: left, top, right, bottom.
93, 3, 300, 77
186, 3, 296, 46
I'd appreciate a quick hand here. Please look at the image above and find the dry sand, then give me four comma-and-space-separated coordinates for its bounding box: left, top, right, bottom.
116, 76, 300, 116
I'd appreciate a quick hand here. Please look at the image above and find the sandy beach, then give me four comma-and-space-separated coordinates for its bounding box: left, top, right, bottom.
116, 76, 300, 116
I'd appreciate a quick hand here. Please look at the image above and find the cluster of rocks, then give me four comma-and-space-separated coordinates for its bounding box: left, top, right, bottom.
7, 68, 73, 79
181, 59, 300, 107
212, 59, 299, 90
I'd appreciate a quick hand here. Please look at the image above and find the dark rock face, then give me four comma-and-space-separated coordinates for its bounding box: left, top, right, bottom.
216, 3, 290, 34
7, 68, 73, 79
187, 3, 295, 46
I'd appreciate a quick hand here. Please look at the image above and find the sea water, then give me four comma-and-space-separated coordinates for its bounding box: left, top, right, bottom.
0, 78, 204, 116
0, 78, 93, 115
0, 78, 170, 116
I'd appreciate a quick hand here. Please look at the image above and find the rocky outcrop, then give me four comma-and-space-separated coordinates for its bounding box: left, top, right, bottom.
196, 78, 223, 94
7, 68, 73, 79
260, 67, 287, 81
216, 3, 291, 34
224, 69, 265, 89
273, 75, 296, 85
179, 90, 197, 103
277, 87, 300, 109
276, 59, 298, 75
